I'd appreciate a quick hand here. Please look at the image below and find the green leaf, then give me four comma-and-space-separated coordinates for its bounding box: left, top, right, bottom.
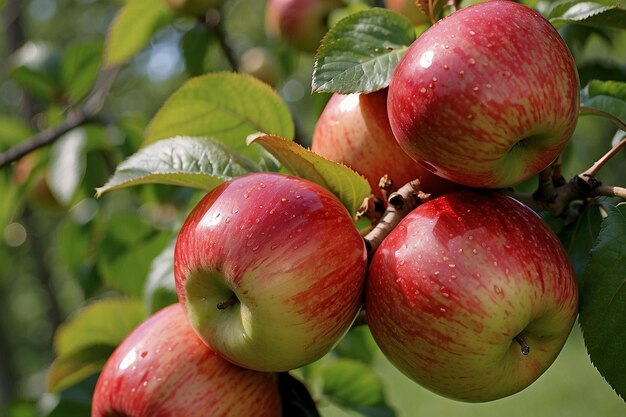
9, 41, 60, 101
548, 0, 626, 29
48, 128, 87, 205
97, 215, 172, 296
60, 40, 103, 103
48, 298, 147, 392
96, 136, 259, 197
580, 80, 626, 130
333, 325, 379, 364
312, 8, 416, 94
312, 359, 396, 417
144, 238, 178, 313
558, 203, 603, 284
104, 0, 174, 67
48, 345, 114, 393
278, 373, 321, 417
579, 203, 626, 400
0, 115, 34, 149
248, 134, 371, 218
181, 24, 214, 76
144, 73, 295, 162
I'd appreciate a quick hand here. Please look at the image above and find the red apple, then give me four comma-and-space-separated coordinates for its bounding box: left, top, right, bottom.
174, 172, 367, 372
384, 0, 429, 26
265, 0, 343, 53
366, 190, 578, 402
387, 0, 579, 188
312, 90, 459, 199
91, 304, 282, 417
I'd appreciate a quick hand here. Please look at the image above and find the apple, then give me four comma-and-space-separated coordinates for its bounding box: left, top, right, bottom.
312, 89, 459, 199
365, 190, 578, 402
384, 0, 429, 26
165, 0, 225, 17
265, 0, 343, 53
91, 304, 282, 417
387, 0, 579, 188
174, 172, 367, 372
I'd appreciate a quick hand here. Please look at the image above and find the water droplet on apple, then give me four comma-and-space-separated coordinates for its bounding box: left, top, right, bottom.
494, 285, 503, 295
459, 70, 465, 75
281, 198, 288, 202
225, 217, 231, 224
295, 195, 302, 199
432, 77, 438, 82
399, 260, 405, 266
473, 86, 480, 92
472, 248, 478, 254
443, 64, 449, 70
269, 208, 276, 214
466, 114, 474, 119
252, 245, 260, 252
469, 30, 476, 35
440, 307, 447, 313
469, 58, 476, 65
502, 71, 512, 78
420, 87, 427, 94
444, 44, 449, 49
442, 292, 450, 298
486, 83, 492, 89
448, 264, 456, 268
244, 193, 250, 199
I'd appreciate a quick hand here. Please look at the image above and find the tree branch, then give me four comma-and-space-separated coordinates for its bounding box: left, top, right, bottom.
363, 180, 429, 259
0, 66, 119, 169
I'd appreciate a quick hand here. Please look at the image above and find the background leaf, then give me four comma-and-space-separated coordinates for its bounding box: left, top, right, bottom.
580, 80, 626, 129
48, 128, 87, 206
312, 8, 416, 94
311, 359, 396, 417
104, 0, 174, 66
549, 0, 626, 29
60, 40, 103, 103
144, 238, 177, 313
579, 203, 626, 400
248, 134, 371, 217
96, 136, 260, 196
48, 298, 147, 392
144, 73, 295, 162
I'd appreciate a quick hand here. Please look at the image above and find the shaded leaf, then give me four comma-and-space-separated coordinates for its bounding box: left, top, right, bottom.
96, 136, 259, 196
60, 40, 104, 103
580, 80, 626, 129
278, 373, 321, 417
558, 203, 603, 283
579, 203, 626, 400
49, 298, 147, 392
181, 24, 214, 76
333, 325, 379, 364
144, 73, 295, 162
104, 0, 174, 66
312, 359, 396, 417
144, 238, 178, 313
248, 134, 371, 218
312, 8, 416, 94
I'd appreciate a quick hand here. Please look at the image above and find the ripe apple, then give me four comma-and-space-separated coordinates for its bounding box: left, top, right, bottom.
174, 172, 367, 372
165, 0, 225, 17
366, 190, 578, 402
91, 304, 282, 417
265, 0, 343, 53
384, 0, 429, 26
312, 89, 459, 199
387, 0, 579, 188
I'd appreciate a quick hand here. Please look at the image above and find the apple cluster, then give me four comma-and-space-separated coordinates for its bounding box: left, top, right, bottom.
92, 1, 581, 415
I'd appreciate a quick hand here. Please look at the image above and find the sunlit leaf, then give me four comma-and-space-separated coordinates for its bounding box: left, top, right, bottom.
248, 134, 371, 217
104, 0, 174, 66
144, 73, 295, 163
96, 136, 259, 196
580, 80, 626, 130
312, 8, 416, 94
549, 0, 626, 29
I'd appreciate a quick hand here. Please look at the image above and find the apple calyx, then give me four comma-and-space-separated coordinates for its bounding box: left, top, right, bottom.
217, 295, 239, 310
514, 335, 531, 356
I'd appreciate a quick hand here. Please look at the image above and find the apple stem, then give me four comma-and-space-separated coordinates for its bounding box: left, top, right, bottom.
216, 296, 239, 310
514, 335, 530, 356
363, 180, 430, 260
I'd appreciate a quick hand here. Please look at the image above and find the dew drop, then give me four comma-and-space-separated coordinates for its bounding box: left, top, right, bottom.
442, 292, 450, 298
225, 217, 231, 224
472, 248, 478, 254
459, 70, 465, 75
420, 87, 427, 93
466, 114, 474, 119
494, 285, 503, 295
469, 58, 476, 65
281, 198, 288, 202
486, 83, 492, 89
440, 307, 447, 313
142, 381, 148, 387
295, 195, 302, 199
432, 77, 438, 82
399, 260, 405, 266
473, 86, 480, 91
448, 264, 456, 268
243, 193, 250, 199
469, 30, 476, 35
252, 245, 260, 252
444, 44, 449, 49
443, 64, 449, 70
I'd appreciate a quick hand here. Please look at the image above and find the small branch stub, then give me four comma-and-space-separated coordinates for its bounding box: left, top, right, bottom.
514, 335, 530, 356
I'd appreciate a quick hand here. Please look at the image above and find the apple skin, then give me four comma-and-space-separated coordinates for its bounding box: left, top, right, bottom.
265, 0, 343, 53
384, 0, 429, 26
174, 172, 367, 372
366, 190, 578, 402
387, 0, 579, 188
165, 0, 225, 17
91, 304, 282, 417
312, 89, 459, 199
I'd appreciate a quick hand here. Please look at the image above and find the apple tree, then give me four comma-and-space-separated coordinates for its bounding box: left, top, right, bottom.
0, 0, 625, 416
